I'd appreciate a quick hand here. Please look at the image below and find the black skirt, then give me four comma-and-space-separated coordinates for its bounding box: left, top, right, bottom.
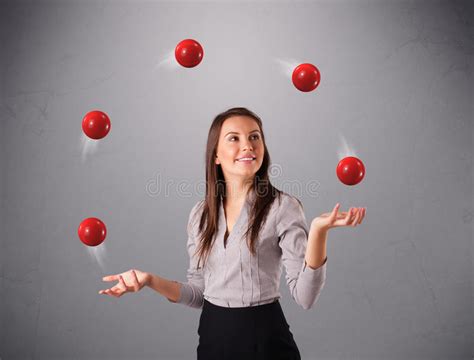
197, 298, 301, 360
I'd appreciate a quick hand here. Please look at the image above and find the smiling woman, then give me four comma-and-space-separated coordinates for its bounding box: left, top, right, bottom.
183, 107, 309, 359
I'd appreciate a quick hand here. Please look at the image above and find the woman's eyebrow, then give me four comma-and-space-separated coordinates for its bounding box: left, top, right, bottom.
225, 130, 261, 137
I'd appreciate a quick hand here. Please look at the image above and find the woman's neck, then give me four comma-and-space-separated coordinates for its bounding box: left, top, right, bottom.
224, 178, 254, 204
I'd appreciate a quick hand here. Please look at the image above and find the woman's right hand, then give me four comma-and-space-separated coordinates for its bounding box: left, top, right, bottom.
99, 269, 150, 298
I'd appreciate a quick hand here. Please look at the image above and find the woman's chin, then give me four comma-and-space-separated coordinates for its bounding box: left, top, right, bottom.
229, 171, 257, 180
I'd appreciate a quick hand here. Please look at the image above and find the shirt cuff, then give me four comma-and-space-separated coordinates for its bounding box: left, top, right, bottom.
303, 256, 327, 271
300, 257, 327, 282
172, 282, 199, 306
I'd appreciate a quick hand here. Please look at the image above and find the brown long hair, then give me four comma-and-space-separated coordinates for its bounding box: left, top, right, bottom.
194, 107, 282, 270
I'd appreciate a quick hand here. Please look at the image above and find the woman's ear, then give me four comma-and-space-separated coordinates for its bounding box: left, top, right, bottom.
215, 155, 220, 165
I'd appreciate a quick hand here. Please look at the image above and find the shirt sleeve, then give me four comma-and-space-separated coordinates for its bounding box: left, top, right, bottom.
276, 194, 327, 310
169, 200, 205, 309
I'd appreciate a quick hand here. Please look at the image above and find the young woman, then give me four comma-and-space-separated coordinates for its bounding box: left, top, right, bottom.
99, 107, 366, 359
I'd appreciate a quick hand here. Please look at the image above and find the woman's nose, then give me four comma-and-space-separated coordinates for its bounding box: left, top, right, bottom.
242, 139, 253, 151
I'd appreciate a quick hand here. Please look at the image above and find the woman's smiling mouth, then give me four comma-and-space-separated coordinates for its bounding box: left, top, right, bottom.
236, 156, 256, 163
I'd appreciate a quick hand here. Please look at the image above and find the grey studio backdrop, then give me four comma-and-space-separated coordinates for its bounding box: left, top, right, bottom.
0, 1, 472, 359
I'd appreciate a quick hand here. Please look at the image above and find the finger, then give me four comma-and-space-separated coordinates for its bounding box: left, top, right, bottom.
110, 291, 122, 298
358, 208, 366, 224
330, 203, 340, 220
118, 275, 129, 291
131, 270, 140, 291
104, 288, 119, 298
353, 208, 361, 225
111, 286, 125, 297
344, 208, 353, 225
102, 274, 119, 282
348, 208, 358, 226
351, 208, 361, 226
351, 208, 359, 221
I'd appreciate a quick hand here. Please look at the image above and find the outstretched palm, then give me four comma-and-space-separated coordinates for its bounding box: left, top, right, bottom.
99, 269, 150, 298
311, 204, 366, 231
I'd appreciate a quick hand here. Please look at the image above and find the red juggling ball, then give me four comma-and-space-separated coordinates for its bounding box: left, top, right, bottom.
78, 217, 107, 247
292, 63, 321, 92
175, 39, 204, 68
82, 110, 111, 140
336, 156, 365, 186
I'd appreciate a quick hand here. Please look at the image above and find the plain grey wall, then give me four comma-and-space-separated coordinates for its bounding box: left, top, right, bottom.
1, 0, 472, 359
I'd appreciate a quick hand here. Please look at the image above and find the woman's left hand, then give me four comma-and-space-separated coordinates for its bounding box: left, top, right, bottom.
311, 204, 366, 232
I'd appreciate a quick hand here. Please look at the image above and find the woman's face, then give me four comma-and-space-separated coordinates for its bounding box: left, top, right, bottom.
215, 116, 264, 184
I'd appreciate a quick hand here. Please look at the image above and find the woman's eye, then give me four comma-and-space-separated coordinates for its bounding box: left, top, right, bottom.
228, 135, 259, 141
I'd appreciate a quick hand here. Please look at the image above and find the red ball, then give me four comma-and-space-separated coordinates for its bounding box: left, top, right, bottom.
175, 39, 204, 68
78, 217, 107, 247
336, 156, 365, 186
292, 63, 321, 92
82, 110, 111, 140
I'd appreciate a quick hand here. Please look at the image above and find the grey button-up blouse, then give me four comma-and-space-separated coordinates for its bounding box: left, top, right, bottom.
172, 190, 327, 310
